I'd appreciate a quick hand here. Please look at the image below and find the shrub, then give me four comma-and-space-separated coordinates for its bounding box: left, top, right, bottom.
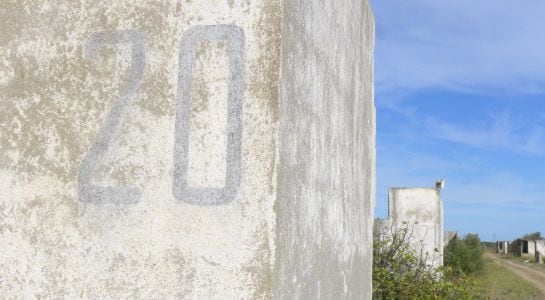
373, 223, 480, 299
444, 234, 484, 275
522, 232, 543, 240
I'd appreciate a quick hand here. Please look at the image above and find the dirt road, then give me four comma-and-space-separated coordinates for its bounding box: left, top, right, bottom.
486, 253, 545, 295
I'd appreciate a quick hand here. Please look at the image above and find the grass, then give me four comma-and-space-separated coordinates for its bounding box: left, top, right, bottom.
471, 257, 543, 299
499, 253, 536, 263
500, 253, 545, 267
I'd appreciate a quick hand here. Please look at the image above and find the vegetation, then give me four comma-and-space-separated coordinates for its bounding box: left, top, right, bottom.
480, 241, 496, 252
444, 234, 485, 275
372, 224, 544, 299
522, 232, 543, 240
471, 258, 542, 299
373, 223, 481, 299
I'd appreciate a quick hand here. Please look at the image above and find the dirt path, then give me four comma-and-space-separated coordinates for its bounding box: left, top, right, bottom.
485, 253, 545, 295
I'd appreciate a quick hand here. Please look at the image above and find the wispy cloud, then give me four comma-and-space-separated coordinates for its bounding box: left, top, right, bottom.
375, 146, 482, 204
372, 0, 545, 96
425, 113, 545, 155
444, 172, 545, 206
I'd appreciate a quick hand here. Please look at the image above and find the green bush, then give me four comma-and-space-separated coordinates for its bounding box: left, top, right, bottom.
444, 234, 484, 275
373, 223, 481, 299
522, 232, 543, 240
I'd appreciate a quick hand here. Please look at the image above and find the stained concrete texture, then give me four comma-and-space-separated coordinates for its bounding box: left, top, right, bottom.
536, 241, 545, 264
0, 0, 375, 298
376, 186, 444, 268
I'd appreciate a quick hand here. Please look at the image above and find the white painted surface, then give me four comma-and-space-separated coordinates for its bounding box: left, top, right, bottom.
387, 188, 444, 268
186, 41, 229, 189
275, 1, 375, 298
0, 0, 374, 298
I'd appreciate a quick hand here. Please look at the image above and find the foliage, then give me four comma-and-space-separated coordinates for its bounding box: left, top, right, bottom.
444, 234, 485, 275
480, 241, 496, 252
522, 231, 543, 240
373, 222, 481, 299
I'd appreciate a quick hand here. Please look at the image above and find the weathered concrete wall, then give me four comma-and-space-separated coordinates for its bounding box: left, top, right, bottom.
535, 240, 545, 263
274, 1, 375, 299
515, 239, 541, 258
1, 1, 281, 298
388, 187, 444, 268
517, 239, 536, 257
496, 241, 509, 254
0, 0, 374, 298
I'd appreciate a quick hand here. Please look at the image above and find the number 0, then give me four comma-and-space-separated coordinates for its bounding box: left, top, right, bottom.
173, 25, 245, 205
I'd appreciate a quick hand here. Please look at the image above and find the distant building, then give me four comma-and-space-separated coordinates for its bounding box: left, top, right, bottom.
514, 239, 545, 263
375, 181, 444, 268
514, 239, 536, 257
496, 241, 509, 254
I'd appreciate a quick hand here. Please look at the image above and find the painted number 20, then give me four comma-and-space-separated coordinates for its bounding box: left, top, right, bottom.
78, 25, 244, 206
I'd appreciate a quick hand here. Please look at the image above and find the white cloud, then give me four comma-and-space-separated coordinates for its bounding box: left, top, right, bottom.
371, 0, 545, 95
444, 172, 545, 206
424, 113, 545, 155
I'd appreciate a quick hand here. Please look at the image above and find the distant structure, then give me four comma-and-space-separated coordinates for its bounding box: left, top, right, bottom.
496, 241, 510, 254
514, 239, 536, 257
375, 181, 445, 268
514, 239, 545, 263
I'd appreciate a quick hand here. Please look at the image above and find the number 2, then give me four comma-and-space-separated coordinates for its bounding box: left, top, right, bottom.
78, 30, 145, 204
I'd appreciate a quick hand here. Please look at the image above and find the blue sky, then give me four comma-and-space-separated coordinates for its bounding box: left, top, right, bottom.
370, 1, 545, 241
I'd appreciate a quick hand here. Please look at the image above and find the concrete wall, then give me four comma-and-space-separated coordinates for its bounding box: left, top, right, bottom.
0, 0, 375, 298
535, 240, 545, 263
496, 241, 509, 254
514, 239, 537, 257
388, 188, 444, 268
275, 1, 375, 298
524, 240, 536, 257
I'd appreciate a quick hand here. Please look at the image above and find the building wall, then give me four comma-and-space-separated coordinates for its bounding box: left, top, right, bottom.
514, 239, 537, 257
535, 240, 545, 263
496, 241, 509, 254
0, 0, 375, 298
388, 188, 444, 267
274, 1, 375, 298
528, 240, 536, 256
